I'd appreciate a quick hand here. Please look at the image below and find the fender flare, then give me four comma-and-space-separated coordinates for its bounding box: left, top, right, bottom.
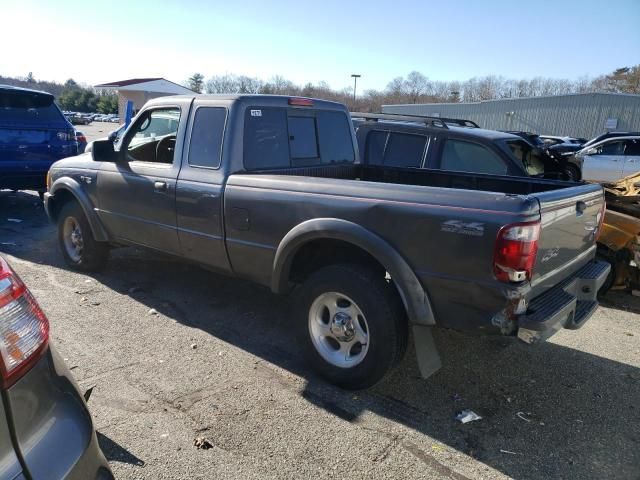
49, 178, 109, 242
272, 218, 435, 326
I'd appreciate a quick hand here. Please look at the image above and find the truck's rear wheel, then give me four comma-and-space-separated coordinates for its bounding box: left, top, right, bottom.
57, 201, 109, 271
293, 264, 407, 389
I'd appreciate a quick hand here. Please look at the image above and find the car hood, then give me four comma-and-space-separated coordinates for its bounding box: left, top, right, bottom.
51, 152, 97, 171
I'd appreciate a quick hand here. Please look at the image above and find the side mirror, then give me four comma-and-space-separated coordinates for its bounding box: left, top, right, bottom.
91, 139, 120, 163
584, 148, 597, 156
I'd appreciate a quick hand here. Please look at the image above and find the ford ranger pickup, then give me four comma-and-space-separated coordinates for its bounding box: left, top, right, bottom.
44, 94, 610, 389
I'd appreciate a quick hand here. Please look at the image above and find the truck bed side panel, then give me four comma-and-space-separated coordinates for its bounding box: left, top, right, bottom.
224, 174, 536, 331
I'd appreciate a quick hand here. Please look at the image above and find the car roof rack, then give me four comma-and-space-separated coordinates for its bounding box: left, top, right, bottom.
350, 112, 449, 129
376, 112, 479, 128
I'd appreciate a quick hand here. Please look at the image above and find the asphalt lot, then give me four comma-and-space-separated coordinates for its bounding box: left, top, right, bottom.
76, 120, 121, 143
0, 187, 639, 479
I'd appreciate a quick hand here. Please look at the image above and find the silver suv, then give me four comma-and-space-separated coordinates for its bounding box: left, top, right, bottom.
0, 256, 112, 480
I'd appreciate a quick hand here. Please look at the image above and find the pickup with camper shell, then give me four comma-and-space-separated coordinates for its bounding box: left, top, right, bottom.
44, 94, 609, 388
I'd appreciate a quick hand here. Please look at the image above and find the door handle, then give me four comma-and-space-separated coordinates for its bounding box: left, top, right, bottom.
154, 181, 168, 193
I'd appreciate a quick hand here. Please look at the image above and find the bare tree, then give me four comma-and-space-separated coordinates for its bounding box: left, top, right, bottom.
205, 74, 239, 93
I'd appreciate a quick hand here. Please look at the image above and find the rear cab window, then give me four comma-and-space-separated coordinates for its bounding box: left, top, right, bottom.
243, 107, 355, 169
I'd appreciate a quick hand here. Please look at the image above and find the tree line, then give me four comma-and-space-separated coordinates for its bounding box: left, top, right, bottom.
0, 73, 119, 114
187, 65, 640, 112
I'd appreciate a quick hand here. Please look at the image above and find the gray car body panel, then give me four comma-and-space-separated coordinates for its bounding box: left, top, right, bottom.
46, 94, 606, 338
0, 396, 22, 480
5, 344, 110, 479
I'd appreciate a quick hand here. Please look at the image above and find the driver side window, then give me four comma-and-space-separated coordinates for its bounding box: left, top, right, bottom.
124, 108, 181, 164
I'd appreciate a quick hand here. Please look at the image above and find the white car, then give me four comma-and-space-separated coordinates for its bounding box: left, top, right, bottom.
578, 136, 640, 183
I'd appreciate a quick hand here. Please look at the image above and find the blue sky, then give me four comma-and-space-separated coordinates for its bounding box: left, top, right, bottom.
2, 0, 639, 91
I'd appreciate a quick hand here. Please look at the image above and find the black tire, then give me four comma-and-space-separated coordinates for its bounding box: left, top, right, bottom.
564, 164, 581, 181
57, 201, 109, 271
293, 264, 408, 390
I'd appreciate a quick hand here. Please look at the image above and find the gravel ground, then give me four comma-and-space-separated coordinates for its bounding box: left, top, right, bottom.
1, 189, 639, 479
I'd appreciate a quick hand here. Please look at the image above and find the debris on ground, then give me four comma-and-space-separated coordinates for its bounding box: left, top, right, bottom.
500, 449, 518, 455
193, 437, 213, 450
128, 286, 142, 294
452, 393, 462, 402
190, 343, 197, 349
6, 218, 22, 223
148, 308, 159, 316
83, 385, 95, 402
455, 410, 482, 424
516, 411, 533, 423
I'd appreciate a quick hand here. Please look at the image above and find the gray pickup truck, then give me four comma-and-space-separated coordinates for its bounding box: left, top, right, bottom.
44, 94, 610, 389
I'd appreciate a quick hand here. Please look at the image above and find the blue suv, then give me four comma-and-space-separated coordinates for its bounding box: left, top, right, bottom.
0, 85, 77, 194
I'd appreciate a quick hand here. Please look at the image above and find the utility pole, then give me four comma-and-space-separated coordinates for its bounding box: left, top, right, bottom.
351, 74, 361, 102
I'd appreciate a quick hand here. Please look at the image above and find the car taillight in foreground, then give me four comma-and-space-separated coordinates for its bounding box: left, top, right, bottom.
76, 135, 87, 143
0, 257, 49, 388
493, 221, 541, 283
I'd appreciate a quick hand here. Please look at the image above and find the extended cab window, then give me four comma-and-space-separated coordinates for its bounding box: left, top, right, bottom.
124, 108, 180, 164
188, 107, 227, 168
441, 139, 509, 175
244, 107, 355, 169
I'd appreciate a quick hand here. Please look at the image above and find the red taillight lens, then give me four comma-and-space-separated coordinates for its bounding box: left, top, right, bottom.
288, 97, 314, 106
0, 257, 49, 388
77, 135, 87, 143
493, 221, 540, 283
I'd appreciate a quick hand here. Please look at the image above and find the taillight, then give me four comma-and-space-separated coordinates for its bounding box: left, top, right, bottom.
77, 135, 87, 143
56, 131, 74, 141
493, 221, 541, 283
0, 257, 49, 388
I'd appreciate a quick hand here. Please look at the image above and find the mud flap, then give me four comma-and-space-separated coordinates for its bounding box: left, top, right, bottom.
412, 325, 441, 379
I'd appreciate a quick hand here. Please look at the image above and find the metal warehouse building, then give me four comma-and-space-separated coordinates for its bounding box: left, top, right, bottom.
382, 93, 640, 140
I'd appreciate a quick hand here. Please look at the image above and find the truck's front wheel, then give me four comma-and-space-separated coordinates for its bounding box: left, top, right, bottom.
57, 201, 109, 271
293, 264, 407, 389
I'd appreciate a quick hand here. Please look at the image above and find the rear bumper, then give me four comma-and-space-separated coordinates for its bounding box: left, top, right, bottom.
516, 260, 610, 344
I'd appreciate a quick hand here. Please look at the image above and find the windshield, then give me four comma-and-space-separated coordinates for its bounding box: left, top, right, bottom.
505, 139, 546, 176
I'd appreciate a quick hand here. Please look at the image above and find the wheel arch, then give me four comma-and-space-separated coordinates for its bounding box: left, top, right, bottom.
272, 218, 435, 326
48, 178, 109, 242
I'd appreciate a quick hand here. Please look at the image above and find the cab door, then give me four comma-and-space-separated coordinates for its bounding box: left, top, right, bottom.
96, 100, 191, 254
175, 102, 230, 272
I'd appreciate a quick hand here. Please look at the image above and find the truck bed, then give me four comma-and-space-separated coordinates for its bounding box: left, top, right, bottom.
244, 163, 573, 196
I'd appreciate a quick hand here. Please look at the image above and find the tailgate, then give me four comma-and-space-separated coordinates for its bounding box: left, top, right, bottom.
531, 183, 604, 289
